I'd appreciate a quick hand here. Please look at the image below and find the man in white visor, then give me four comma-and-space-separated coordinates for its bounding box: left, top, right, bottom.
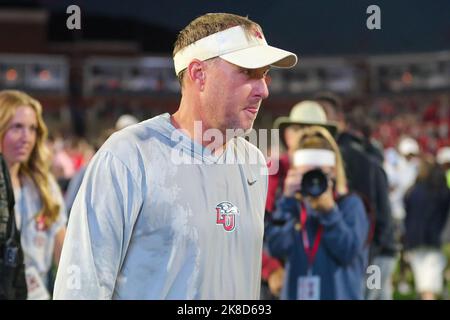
54, 13, 297, 299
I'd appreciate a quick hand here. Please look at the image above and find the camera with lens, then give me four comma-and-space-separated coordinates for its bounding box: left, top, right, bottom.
299, 168, 329, 197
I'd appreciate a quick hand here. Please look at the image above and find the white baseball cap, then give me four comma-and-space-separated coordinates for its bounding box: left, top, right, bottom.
115, 114, 139, 130
173, 25, 298, 75
437, 146, 450, 165
398, 137, 420, 156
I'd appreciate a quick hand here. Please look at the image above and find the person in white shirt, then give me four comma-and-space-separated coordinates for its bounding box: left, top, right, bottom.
54, 12, 297, 299
384, 137, 421, 223
0, 90, 67, 299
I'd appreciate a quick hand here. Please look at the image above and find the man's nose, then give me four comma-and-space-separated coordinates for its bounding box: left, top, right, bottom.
255, 77, 269, 100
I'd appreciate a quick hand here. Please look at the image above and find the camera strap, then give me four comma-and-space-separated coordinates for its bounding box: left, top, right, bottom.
299, 204, 323, 268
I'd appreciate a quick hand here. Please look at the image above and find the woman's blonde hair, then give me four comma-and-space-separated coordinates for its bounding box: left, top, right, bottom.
296, 126, 348, 195
0, 90, 60, 228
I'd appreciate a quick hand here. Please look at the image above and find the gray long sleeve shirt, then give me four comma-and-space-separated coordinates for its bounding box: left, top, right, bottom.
53, 113, 268, 299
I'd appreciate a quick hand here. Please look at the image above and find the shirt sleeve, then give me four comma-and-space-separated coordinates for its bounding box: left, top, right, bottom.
53, 150, 143, 299
317, 194, 369, 266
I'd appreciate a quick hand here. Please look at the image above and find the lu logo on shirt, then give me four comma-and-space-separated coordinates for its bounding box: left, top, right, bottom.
215, 201, 239, 232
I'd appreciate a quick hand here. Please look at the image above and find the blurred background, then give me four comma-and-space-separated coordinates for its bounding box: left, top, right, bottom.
0, 0, 448, 146
1, 0, 449, 299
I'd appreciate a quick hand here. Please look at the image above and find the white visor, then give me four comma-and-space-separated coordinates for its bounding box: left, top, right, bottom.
173, 25, 298, 75
293, 149, 336, 167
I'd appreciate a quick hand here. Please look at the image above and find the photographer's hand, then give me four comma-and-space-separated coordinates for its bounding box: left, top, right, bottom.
307, 181, 335, 213
283, 168, 302, 198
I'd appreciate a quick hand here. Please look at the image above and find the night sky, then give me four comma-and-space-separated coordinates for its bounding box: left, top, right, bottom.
4, 0, 450, 56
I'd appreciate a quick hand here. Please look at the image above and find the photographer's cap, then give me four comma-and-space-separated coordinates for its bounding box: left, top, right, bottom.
173, 25, 298, 75
274, 101, 339, 147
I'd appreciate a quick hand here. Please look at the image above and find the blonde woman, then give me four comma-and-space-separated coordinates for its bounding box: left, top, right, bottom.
266, 126, 369, 300
0, 90, 66, 299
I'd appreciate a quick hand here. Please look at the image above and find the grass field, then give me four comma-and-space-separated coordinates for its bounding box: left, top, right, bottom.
392, 244, 450, 300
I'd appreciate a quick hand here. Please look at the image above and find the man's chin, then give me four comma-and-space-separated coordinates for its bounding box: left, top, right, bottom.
221, 126, 253, 139
236, 121, 254, 135
243, 126, 254, 135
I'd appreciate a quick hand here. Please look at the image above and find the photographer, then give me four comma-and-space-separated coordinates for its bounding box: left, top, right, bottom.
265, 126, 369, 300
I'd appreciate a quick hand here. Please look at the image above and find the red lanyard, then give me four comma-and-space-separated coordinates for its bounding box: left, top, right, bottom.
300, 204, 323, 268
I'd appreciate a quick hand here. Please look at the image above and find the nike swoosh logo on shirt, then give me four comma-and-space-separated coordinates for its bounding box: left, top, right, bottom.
247, 178, 257, 186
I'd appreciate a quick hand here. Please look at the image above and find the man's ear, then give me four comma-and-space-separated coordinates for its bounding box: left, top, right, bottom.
187, 59, 206, 90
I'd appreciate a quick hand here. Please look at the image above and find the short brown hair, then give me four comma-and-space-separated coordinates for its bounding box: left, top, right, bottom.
173, 13, 261, 85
